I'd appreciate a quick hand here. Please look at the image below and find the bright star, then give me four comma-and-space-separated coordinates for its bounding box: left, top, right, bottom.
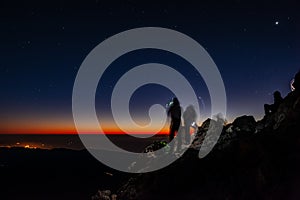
275, 21, 279, 25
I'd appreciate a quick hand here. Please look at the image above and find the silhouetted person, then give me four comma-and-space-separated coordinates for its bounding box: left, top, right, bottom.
167, 97, 181, 142
292, 71, 300, 91
264, 91, 283, 115
183, 105, 197, 145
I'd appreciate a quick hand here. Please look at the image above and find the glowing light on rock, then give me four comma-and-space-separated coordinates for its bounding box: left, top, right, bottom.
291, 79, 295, 91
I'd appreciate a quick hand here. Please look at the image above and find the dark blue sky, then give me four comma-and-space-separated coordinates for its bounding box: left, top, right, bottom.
0, 0, 299, 132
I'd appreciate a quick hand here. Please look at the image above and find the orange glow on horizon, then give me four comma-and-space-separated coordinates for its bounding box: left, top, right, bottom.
0, 114, 170, 134
0, 126, 169, 135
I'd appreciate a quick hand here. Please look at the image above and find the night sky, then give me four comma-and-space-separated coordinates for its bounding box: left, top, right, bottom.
0, 0, 299, 134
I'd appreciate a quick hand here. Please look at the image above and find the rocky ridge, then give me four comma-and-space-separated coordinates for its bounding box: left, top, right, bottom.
94, 89, 300, 200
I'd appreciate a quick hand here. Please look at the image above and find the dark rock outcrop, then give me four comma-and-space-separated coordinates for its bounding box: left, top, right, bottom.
232, 115, 256, 133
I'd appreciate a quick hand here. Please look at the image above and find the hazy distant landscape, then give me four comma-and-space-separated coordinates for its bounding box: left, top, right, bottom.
0, 147, 131, 200
0, 134, 168, 199
0, 134, 168, 152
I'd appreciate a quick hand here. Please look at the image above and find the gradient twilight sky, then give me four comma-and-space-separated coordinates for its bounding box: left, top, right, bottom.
0, 0, 299, 134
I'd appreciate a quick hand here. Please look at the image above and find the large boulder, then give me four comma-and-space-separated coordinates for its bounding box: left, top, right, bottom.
232, 115, 256, 133
258, 90, 300, 132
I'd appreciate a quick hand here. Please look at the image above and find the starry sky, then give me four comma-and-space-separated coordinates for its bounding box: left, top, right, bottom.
0, 0, 299, 134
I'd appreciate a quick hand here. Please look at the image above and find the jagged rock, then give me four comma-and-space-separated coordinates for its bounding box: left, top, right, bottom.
143, 140, 168, 153
258, 90, 300, 132
92, 190, 117, 200
111, 194, 117, 200
200, 118, 213, 131
232, 115, 256, 133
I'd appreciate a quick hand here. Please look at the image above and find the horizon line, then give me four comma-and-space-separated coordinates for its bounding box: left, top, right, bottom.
0, 132, 169, 135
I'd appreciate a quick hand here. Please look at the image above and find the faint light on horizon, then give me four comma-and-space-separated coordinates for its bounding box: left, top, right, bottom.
24, 144, 37, 149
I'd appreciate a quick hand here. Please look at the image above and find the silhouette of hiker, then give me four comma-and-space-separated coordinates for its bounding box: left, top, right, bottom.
264, 91, 283, 115
167, 97, 181, 142
183, 105, 197, 145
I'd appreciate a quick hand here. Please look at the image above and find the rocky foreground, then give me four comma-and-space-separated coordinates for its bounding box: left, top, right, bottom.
93, 90, 300, 200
